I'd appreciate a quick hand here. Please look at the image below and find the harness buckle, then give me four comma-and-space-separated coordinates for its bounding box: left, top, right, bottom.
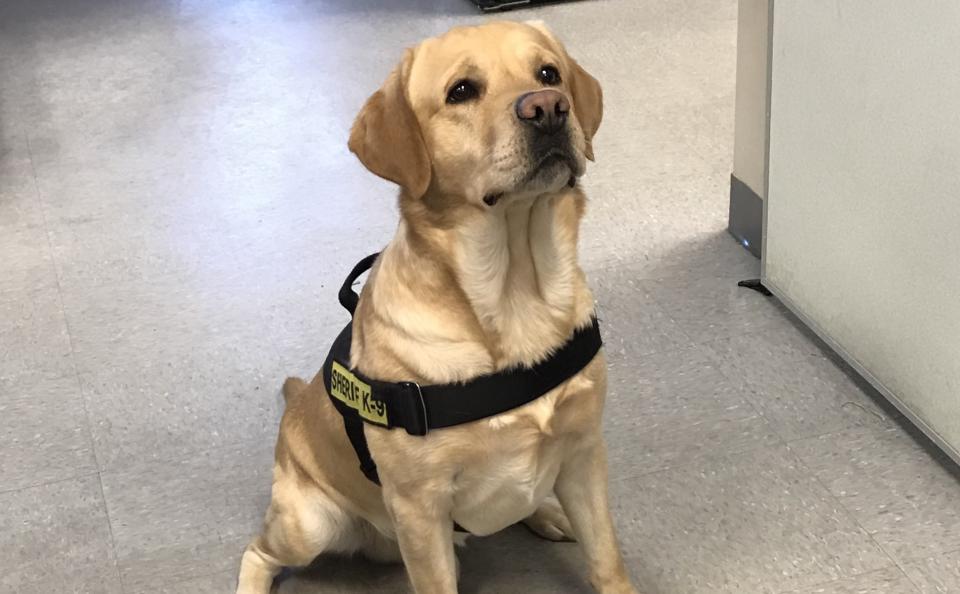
397, 382, 429, 436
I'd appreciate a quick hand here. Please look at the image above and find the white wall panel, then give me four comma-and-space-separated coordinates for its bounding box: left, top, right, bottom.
765, 0, 960, 459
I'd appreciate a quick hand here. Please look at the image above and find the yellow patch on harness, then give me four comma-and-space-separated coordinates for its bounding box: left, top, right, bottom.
329, 361, 389, 425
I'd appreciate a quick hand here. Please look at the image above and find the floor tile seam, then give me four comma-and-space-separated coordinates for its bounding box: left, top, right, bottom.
859, 532, 926, 593
771, 565, 920, 594
119, 567, 232, 594
602, 335, 779, 433
584, 256, 747, 286
0, 282, 55, 297
0, 366, 81, 385
616, 551, 905, 594
783, 427, 960, 569
96, 470, 127, 593
96, 432, 273, 478
780, 425, 901, 449
24, 169, 397, 296
41, 235, 400, 300
691, 143, 736, 170
688, 326, 895, 441
782, 440, 922, 589
942, 546, 960, 556
684, 332, 789, 442
891, 546, 960, 569
894, 545, 960, 589
601, 333, 709, 362
42, 253, 287, 297
777, 421, 897, 447
607, 428, 789, 485
595, 293, 698, 348
594, 310, 696, 350
41, 205, 399, 248
25, 131, 126, 589
24, 132, 105, 471
618, 274, 763, 347
0, 469, 101, 496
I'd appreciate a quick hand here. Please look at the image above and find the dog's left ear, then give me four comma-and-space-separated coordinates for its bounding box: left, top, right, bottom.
567, 57, 603, 161
349, 49, 432, 198
526, 21, 604, 161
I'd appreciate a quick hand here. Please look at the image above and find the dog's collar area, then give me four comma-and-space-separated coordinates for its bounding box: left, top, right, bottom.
321, 252, 603, 486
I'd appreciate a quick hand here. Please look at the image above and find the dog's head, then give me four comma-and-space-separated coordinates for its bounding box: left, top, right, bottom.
349, 21, 603, 209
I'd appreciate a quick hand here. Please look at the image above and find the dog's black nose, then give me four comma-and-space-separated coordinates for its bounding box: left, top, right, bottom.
515, 90, 569, 134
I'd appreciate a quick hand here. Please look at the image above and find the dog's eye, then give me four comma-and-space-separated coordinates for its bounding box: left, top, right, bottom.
446, 79, 479, 104
537, 65, 561, 86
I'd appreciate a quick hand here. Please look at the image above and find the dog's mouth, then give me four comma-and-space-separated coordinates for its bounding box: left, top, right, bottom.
527, 148, 578, 182
483, 143, 581, 206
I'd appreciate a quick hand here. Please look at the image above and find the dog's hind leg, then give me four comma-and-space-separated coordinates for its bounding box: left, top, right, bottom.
237, 466, 364, 594
281, 376, 307, 404
523, 495, 576, 542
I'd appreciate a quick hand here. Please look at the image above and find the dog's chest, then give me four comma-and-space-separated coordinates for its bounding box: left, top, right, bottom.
448, 393, 579, 536
451, 450, 562, 537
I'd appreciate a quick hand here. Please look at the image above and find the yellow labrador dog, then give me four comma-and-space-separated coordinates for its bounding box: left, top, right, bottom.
237, 20, 639, 594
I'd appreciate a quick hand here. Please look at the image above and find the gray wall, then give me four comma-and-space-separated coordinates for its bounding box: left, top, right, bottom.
732, 0, 769, 199
765, 0, 960, 460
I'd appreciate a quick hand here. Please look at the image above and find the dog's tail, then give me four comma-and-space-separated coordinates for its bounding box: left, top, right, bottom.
282, 377, 308, 403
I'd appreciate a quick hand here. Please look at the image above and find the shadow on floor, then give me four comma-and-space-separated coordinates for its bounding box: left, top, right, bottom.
275, 525, 590, 593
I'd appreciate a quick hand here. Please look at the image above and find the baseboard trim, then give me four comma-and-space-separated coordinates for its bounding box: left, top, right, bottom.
728, 174, 763, 258
762, 279, 960, 469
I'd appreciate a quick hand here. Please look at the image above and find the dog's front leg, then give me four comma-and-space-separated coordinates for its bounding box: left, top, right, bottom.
556, 438, 640, 594
382, 483, 458, 594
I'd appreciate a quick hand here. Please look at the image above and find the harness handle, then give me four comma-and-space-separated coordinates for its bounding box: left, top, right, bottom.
338, 252, 380, 316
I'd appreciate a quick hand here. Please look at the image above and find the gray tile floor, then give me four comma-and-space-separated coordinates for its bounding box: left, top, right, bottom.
1, 0, 959, 593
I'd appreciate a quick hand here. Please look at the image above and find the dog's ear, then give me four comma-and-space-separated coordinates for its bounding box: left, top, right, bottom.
525, 21, 604, 161
567, 57, 603, 161
348, 49, 431, 198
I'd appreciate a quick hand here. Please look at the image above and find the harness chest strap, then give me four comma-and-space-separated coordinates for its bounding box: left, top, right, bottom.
321, 252, 603, 485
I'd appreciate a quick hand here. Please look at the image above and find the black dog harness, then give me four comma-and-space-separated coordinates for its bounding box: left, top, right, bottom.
322, 253, 603, 485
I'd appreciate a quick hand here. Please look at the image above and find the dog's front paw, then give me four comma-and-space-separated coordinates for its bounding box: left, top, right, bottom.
591, 566, 643, 594
522, 499, 576, 542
